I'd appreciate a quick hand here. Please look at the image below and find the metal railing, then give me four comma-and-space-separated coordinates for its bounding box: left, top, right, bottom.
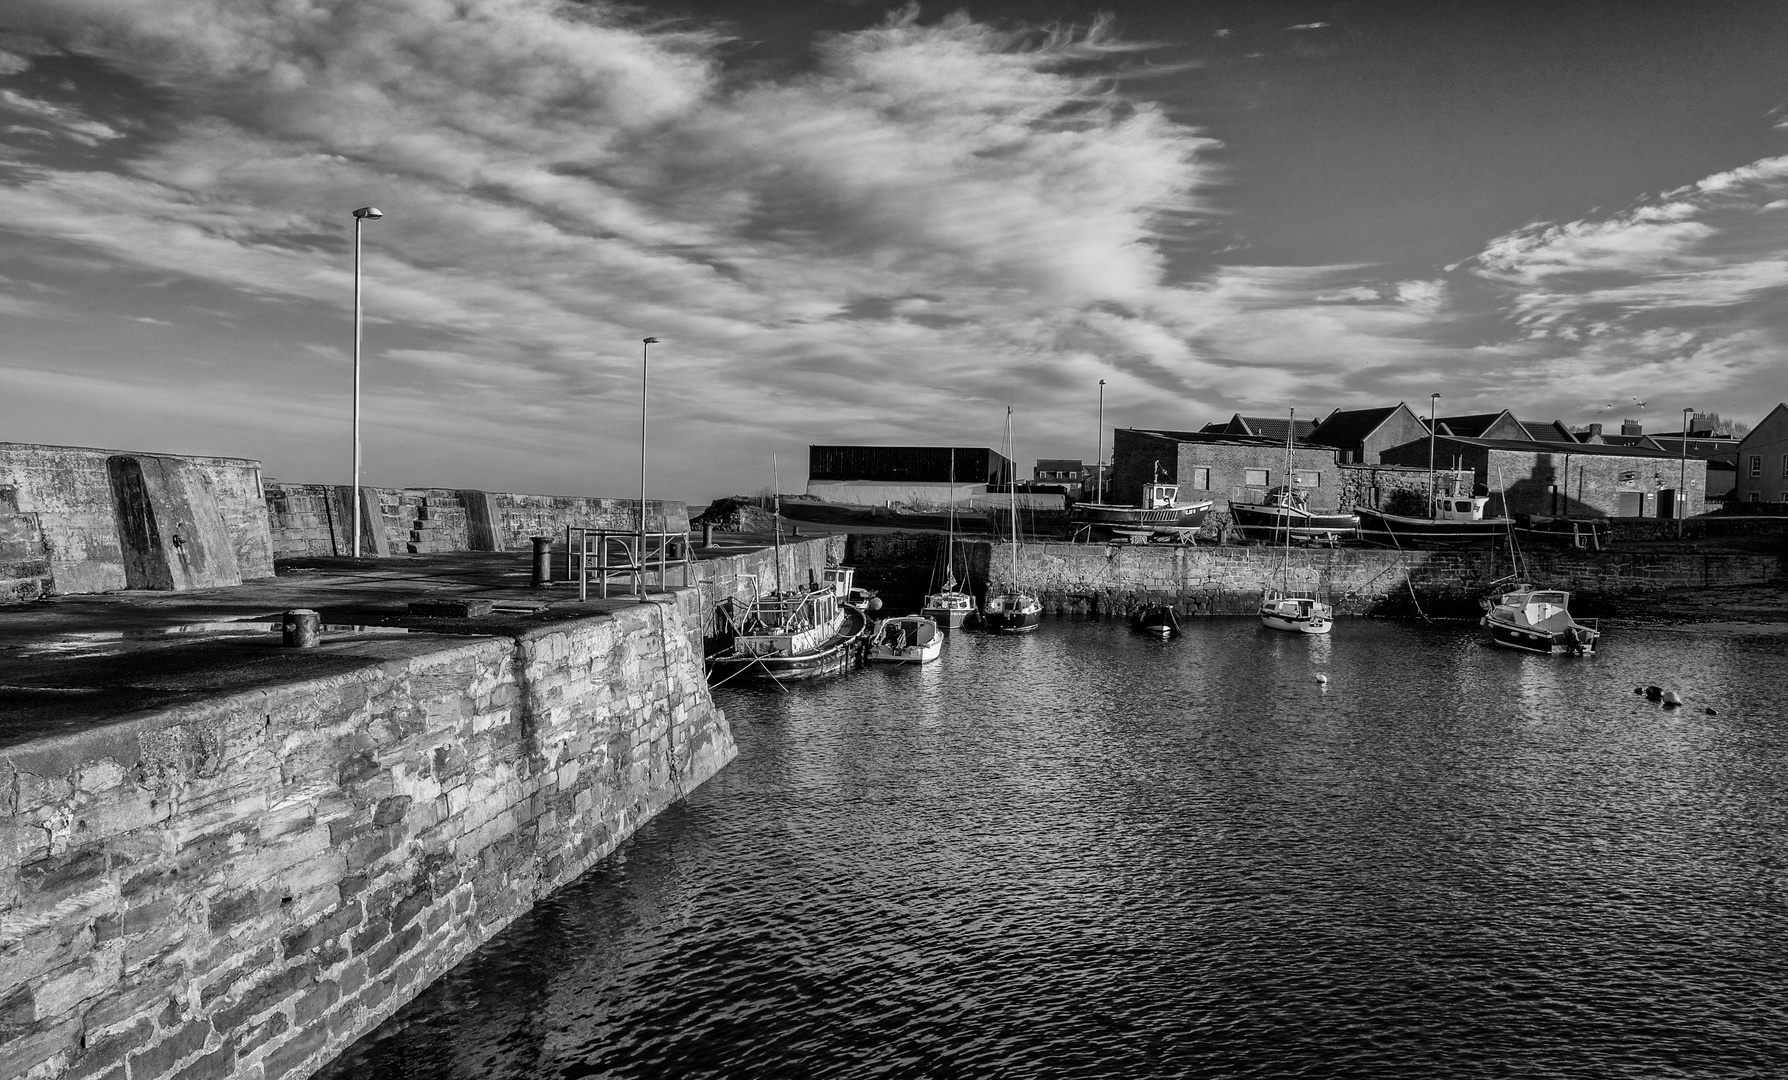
564, 526, 693, 600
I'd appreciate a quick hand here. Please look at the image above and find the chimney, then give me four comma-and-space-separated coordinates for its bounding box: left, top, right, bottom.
1621, 418, 1642, 436
1587, 423, 1602, 437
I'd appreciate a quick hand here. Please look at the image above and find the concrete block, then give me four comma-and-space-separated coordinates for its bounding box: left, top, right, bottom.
106, 455, 243, 591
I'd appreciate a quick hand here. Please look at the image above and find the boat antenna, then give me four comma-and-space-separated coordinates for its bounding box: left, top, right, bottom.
772, 453, 782, 596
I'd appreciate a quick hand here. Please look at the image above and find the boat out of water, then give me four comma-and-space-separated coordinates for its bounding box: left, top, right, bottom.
1072, 481, 1213, 542
1479, 584, 1600, 655
1132, 604, 1181, 637
1229, 492, 1359, 546
866, 615, 943, 664
1354, 493, 1514, 548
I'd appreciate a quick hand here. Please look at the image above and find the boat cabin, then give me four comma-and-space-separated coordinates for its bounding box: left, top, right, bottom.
1433, 494, 1490, 521
821, 565, 855, 599
1142, 483, 1183, 509
733, 585, 842, 657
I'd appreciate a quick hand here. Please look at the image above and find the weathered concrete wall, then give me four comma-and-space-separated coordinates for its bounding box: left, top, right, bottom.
0, 443, 273, 599
0, 602, 734, 1080
264, 483, 690, 560
955, 540, 1785, 618
0, 484, 52, 603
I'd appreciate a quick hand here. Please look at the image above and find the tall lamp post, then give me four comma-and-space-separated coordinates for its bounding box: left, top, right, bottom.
1679, 407, 1694, 538
638, 336, 660, 598
1094, 378, 1106, 503
1428, 392, 1440, 510
350, 206, 383, 559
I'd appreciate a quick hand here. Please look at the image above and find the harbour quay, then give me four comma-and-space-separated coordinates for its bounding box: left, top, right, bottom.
0, 439, 845, 1080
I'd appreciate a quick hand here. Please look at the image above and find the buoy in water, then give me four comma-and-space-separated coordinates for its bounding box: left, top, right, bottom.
1661, 691, 1682, 707
1314, 673, 1328, 685
867, 597, 883, 612
1705, 707, 1718, 716
1644, 686, 1664, 701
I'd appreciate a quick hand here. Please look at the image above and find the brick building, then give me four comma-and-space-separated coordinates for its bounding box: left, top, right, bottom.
1306, 403, 1431, 464
1111, 429, 1344, 510
1379, 435, 1706, 519
1734, 403, 1788, 504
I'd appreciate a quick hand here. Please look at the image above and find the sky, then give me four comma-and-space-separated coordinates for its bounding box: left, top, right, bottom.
2, 0, 1787, 500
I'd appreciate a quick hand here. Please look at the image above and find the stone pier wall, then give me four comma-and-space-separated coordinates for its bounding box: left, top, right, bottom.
0, 601, 733, 1080
855, 538, 1782, 618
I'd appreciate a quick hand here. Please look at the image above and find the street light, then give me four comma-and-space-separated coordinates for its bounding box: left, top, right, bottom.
350, 206, 383, 559
1094, 378, 1106, 503
1679, 406, 1694, 538
638, 336, 660, 598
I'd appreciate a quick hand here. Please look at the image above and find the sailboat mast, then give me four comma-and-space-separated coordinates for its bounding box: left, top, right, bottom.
1007, 406, 1018, 580
1281, 407, 1294, 592
947, 447, 957, 587
772, 454, 783, 596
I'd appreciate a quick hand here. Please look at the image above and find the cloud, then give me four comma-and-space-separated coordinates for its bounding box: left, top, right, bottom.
0, 89, 124, 144
1286, 23, 1331, 31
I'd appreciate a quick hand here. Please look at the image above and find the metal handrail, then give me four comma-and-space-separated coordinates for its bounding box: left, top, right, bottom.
564, 526, 693, 599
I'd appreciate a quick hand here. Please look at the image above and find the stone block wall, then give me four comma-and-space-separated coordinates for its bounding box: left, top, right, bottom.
1335, 465, 1473, 512
0, 602, 734, 1080
970, 541, 1783, 618
0, 443, 273, 600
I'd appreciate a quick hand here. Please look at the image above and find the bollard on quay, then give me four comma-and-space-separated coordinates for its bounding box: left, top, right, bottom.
282, 609, 321, 648
702, 522, 714, 547
530, 536, 553, 588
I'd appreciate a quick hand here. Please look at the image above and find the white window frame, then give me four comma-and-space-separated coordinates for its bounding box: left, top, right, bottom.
1751, 455, 1763, 477
1190, 467, 1211, 490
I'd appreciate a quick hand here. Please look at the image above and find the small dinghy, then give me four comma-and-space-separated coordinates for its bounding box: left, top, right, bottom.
867, 615, 943, 664
1132, 604, 1181, 637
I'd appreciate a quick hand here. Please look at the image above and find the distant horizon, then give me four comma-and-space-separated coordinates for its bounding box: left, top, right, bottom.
3, 0, 1786, 501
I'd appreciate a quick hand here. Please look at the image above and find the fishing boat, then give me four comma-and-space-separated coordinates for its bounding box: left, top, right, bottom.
982, 407, 1043, 634
1072, 478, 1213, 542
1354, 492, 1514, 548
1228, 491, 1359, 546
1479, 584, 1600, 655
922, 449, 978, 629
823, 564, 880, 612
1259, 408, 1334, 635
708, 460, 869, 683
1132, 604, 1181, 637
866, 615, 944, 664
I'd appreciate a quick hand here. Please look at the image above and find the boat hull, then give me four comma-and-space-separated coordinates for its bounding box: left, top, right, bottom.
1259, 597, 1333, 635
1482, 616, 1598, 655
866, 616, 944, 664
707, 608, 868, 683
1229, 501, 1359, 544
982, 593, 1042, 634
1132, 605, 1181, 637
1072, 502, 1212, 530
921, 591, 976, 629
1354, 508, 1514, 548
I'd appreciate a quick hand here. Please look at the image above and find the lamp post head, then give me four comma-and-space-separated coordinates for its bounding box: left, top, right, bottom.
642, 337, 660, 345
353, 207, 383, 220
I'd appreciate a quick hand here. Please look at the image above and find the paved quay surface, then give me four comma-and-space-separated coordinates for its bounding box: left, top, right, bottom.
0, 539, 774, 747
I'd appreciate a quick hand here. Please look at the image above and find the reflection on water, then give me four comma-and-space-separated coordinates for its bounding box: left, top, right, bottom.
321, 617, 1788, 1079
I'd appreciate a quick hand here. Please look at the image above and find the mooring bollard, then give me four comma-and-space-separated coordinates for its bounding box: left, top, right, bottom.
282, 609, 321, 648
701, 522, 714, 547
530, 536, 553, 587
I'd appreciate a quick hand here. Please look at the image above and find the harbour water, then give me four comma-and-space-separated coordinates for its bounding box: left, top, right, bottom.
320, 616, 1788, 1078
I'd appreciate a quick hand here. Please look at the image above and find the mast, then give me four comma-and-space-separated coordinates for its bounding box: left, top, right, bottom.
1007, 406, 1018, 583
1280, 407, 1294, 594
772, 454, 782, 596
946, 447, 957, 589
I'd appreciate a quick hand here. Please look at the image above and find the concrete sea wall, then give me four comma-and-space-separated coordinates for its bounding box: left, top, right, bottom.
0, 600, 733, 1080
845, 533, 1783, 617
263, 482, 690, 560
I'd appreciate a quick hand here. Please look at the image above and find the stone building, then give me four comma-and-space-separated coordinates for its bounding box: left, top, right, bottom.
1734, 403, 1788, 504
1306, 403, 1431, 464
1110, 429, 1344, 510
1379, 435, 1707, 519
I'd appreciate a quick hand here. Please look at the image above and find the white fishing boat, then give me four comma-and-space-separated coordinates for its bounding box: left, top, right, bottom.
922, 448, 977, 629
1073, 480, 1214, 541
983, 407, 1043, 634
1480, 584, 1600, 655
866, 615, 944, 664
1259, 407, 1333, 635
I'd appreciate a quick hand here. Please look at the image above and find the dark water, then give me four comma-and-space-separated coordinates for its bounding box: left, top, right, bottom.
321, 617, 1788, 1079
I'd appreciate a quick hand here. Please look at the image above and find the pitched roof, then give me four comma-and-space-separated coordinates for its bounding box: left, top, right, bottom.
1307, 405, 1401, 448
1203, 413, 1319, 442
1433, 412, 1523, 439
1133, 429, 1289, 447
1396, 434, 1687, 460
1518, 419, 1581, 444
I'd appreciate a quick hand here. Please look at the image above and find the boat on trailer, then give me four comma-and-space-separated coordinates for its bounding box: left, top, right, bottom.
866, 615, 943, 664
1479, 584, 1600, 655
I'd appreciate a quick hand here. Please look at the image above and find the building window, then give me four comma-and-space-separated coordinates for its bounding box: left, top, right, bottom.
1190, 467, 1211, 489
1782, 455, 1788, 478
1294, 470, 1320, 488
1749, 492, 1761, 502
1244, 469, 1269, 486
1751, 455, 1763, 477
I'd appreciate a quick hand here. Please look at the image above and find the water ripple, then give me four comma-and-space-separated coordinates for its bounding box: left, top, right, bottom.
320, 617, 1788, 1079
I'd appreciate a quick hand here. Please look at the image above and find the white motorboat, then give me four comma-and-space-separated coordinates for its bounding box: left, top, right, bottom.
866, 615, 944, 664
1480, 584, 1600, 655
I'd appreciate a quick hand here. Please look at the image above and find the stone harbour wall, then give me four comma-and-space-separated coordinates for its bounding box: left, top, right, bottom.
0, 601, 734, 1080
970, 541, 1785, 618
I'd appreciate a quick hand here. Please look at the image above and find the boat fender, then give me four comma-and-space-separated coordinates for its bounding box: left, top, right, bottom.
1314, 673, 1328, 685
1661, 691, 1682, 707
867, 597, 883, 612
1644, 686, 1664, 701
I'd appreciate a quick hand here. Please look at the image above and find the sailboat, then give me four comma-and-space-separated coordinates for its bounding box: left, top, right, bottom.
981, 407, 1044, 633
1259, 408, 1333, 635
708, 457, 870, 682
921, 448, 977, 629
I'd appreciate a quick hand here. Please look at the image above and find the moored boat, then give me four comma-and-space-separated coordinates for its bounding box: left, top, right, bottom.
922, 449, 978, 629
1479, 584, 1600, 655
1132, 604, 1181, 637
708, 582, 869, 682
1229, 492, 1358, 545
1354, 493, 1514, 548
866, 615, 944, 664
1257, 408, 1335, 635
985, 407, 1044, 634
